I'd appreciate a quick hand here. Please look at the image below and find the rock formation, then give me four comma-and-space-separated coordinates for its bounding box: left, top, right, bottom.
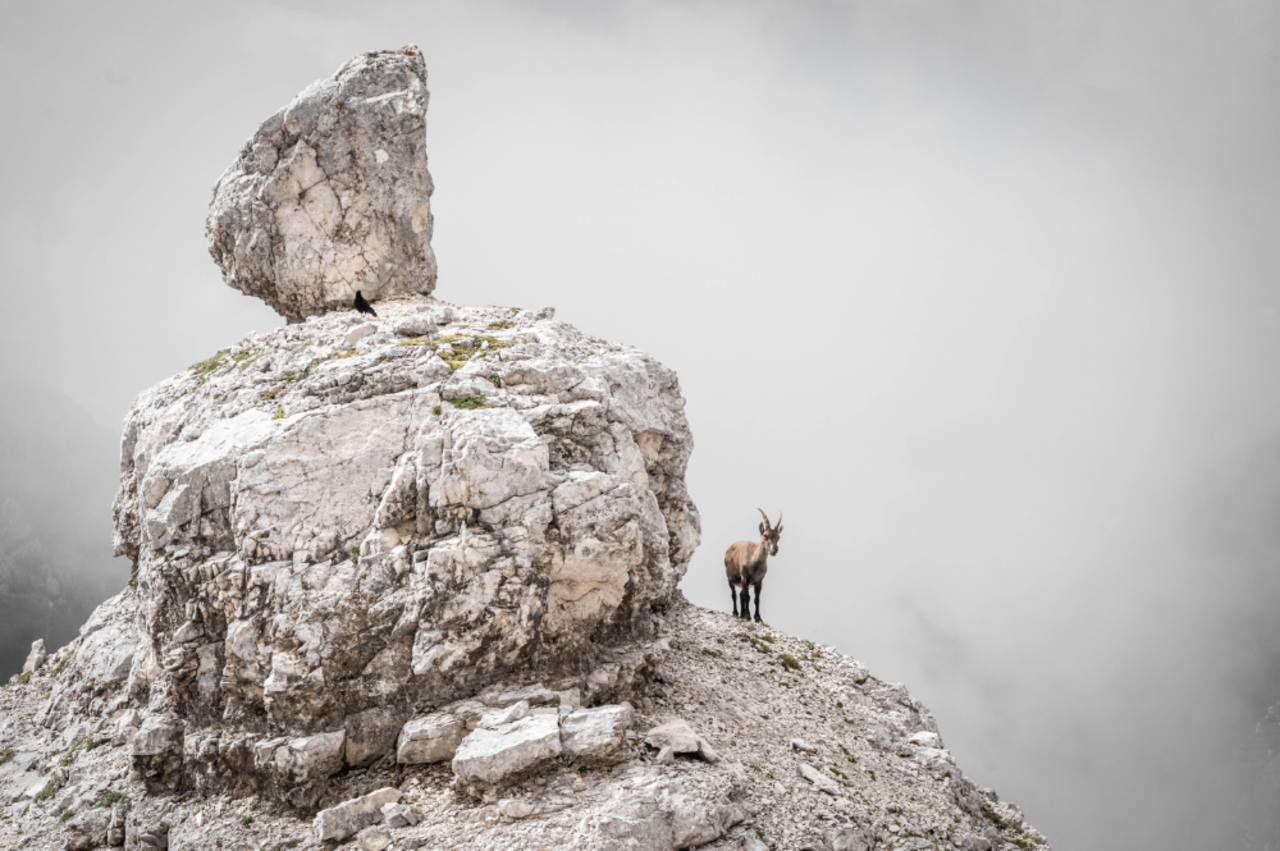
0, 47, 1054, 851
207, 46, 438, 322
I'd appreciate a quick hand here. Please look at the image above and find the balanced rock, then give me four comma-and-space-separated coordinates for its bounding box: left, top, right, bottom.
207, 47, 437, 322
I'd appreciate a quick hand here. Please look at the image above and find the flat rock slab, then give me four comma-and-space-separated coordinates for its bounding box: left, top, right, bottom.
561, 703, 633, 764
397, 710, 469, 765
797, 762, 841, 796
452, 713, 561, 786
314, 786, 402, 841
644, 718, 720, 762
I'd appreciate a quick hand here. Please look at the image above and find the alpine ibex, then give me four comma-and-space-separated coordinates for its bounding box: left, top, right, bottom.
724, 509, 783, 622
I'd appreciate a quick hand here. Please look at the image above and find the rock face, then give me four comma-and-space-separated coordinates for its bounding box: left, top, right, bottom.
37, 298, 697, 801
207, 47, 438, 322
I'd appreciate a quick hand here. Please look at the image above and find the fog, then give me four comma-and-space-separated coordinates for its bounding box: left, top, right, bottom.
2, 2, 1278, 848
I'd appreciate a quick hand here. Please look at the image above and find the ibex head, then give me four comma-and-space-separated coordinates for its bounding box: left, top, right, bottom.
757, 508, 783, 556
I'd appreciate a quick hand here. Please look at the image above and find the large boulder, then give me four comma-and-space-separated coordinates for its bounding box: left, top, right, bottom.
207, 47, 437, 322
72, 298, 697, 803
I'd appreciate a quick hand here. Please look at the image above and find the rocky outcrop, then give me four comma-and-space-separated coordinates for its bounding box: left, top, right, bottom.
35, 297, 697, 803
207, 47, 438, 322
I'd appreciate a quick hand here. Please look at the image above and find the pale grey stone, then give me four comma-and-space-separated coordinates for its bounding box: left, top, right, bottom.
346, 323, 377, 346
357, 825, 392, 851
380, 802, 419, 828
498, 799, 535, 819
796, 763, 840, 796
452, 713, 561, 787
313, 787, 402, 842
344, 705, 403, 767
824, 826, 871, 851
396, 711, 468, 765
790, 737, 817, 752
207, 47, 437, 321
561, 703, 633, 764
22, 638, 46, 673
392, 315, 436, 337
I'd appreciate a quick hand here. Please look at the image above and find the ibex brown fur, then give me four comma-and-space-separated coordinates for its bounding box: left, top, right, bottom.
724, 509, 783, 622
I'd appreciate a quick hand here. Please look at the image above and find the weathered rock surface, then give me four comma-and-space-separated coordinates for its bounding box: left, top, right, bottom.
21, 298, 699, 801
1, 598, 1055, 851
207, 47, 438, 322
313, 786, 401, 841
560, 703, 633, 764
452, 711, 562, 789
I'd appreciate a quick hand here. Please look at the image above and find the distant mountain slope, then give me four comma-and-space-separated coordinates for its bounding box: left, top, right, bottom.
0, 381, 127, 677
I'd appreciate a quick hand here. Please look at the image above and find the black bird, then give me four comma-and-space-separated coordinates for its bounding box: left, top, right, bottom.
354, 290, 377, 317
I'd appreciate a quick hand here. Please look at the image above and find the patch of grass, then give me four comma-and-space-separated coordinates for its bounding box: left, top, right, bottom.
16, 672, 31, 685
867, 769, 876, 780
258, 383, 287, 401
700, 648, 721, 658
94, 789, 124, 809
241, 815, 254, 827
272, 405, 286, 420
190, 350, 229, 378
487, 319, 513, 330
839, 743, 857, 763
447, 395, 487, 410
829, 766, 848, 780
486, 374, 502, 388
52, 652, 74, 677
780, 652, 801, 672
288, 843, 299, 849
34, 778, 60, 803
58, 809, 74, 824
349, 546, 360, 566
0, 748, 15, 765
431, 405, 442, 415
836, 700, 843, 709
982, 804, 1012, 830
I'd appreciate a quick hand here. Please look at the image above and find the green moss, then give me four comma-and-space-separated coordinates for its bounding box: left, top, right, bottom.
431, 405, 442, 416
190, 350, 229, 377
780, 652, 801, 672
447, 395, 488, 410
748, 764, 762, 773
867, 769, 876, 780
34, 778, 60, 803
57, 809, 74, 824
272, 405, 286, 420
829, 766, 847, 780
288, 843, 299, 849
241, 816, 254, 827
349, 546, 360, 566
93, 789, 124, 809
486, 374, 502, 388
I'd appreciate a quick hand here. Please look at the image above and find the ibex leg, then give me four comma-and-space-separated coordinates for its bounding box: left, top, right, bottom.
752, 582, 763, 623
728, 579, 740, 617
739, 586, 751, 620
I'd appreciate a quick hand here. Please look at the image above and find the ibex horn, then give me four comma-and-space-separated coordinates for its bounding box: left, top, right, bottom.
758, 508, 771, 530
776, 511, 783, 529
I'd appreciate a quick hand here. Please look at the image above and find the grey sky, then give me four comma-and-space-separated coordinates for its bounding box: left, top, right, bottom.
2, 2, 1278, 848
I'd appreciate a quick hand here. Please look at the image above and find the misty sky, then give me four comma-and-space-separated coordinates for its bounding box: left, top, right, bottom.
2, 2, 1279, 849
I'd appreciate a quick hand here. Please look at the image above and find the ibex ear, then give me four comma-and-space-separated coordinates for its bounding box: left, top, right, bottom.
776, 525, 783, 536
758, 522, 766, 534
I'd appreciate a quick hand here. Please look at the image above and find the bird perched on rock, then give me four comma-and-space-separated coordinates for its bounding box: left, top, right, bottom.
353, 290, 377, 317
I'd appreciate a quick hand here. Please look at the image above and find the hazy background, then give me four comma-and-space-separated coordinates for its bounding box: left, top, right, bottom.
2, 1, 1278, 848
